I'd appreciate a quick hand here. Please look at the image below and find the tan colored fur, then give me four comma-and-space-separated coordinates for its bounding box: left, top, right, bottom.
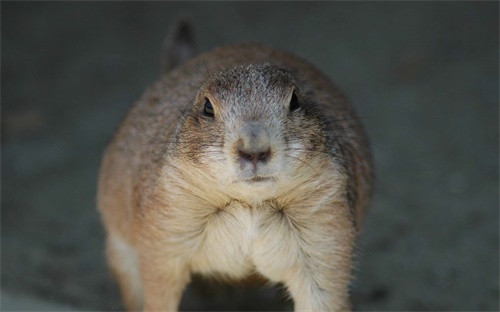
98, 32, 373, 311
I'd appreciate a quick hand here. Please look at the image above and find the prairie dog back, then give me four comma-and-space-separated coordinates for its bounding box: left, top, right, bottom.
98, 21, 373, 312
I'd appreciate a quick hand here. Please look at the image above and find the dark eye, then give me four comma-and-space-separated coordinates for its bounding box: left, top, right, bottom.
289, 92, 300, 112
203, 98, 214, 117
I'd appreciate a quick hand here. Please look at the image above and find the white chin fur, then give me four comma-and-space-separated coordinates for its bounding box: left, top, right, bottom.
227, 178, 281, 204
210, 159, 283, 204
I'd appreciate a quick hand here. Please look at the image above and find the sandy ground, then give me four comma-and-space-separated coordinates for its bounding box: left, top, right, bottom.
2, 2, 498, 311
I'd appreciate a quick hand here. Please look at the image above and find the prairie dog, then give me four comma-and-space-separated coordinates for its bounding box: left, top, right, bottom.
98, 20, 373, 311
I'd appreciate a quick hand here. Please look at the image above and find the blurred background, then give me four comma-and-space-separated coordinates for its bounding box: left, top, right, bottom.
1, 2, 498, 311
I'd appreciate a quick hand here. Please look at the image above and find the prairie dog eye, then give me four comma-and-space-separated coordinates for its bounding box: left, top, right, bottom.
289, 92, 300, 112
203, 98, 215, 117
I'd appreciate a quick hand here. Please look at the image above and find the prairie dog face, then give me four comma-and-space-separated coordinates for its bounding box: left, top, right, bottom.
177, 64, 328, 203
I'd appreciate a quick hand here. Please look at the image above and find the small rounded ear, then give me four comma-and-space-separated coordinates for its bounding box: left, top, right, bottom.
161, 17, 197, 73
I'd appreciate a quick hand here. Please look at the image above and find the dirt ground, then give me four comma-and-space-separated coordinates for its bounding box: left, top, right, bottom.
2, 2, 498, 311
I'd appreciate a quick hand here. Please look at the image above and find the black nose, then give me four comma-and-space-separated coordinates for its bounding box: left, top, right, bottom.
238, 148, 272, 164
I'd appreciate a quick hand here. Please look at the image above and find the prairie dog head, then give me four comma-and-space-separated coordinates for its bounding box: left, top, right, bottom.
176, 63, 329, 204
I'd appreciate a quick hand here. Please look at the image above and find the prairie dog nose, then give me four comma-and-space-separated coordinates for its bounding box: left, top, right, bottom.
238, 148, 272, 164
236, 123, 272, 164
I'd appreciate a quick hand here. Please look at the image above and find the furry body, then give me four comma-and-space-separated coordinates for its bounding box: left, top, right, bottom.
98, 30, 373, 311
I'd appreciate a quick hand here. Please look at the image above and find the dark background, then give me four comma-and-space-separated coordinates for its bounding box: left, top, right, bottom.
1, 2, 498, 311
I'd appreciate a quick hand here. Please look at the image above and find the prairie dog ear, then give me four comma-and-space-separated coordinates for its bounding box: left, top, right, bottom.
161, 17, 196, 72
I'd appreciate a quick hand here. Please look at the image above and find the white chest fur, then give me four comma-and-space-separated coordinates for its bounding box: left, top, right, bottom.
189, 201, 256, 278
164, 159, 348, 287
187, 200, 303, 283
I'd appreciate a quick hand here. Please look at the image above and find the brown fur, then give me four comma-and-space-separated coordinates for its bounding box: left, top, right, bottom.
98, 22, 373, 312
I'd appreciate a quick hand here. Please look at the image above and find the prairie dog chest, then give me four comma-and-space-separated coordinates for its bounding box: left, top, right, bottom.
188, 200, 291, 280
189, 201, 258, 278
166, 160, 345, 281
